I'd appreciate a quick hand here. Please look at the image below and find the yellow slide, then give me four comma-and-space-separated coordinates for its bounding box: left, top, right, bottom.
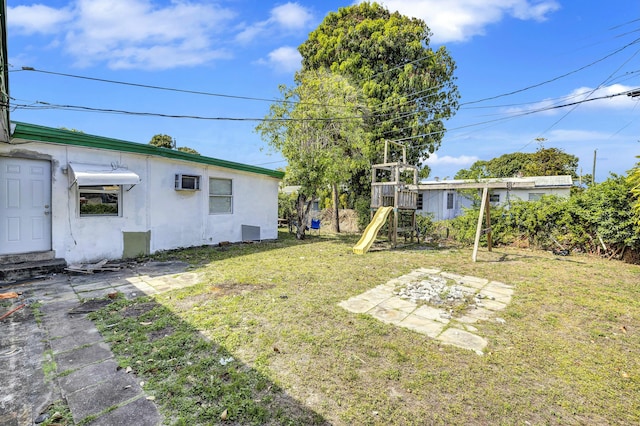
353, 206, 393, 254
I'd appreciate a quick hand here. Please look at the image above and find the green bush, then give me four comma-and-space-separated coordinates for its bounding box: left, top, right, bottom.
448, 174, 640, 253
354, 196, 371, 231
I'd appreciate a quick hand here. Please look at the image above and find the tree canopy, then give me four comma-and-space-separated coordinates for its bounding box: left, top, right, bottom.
149, 134, 175, 149
298, 2, 459, 190
149, 134, 199, 155
455, 148, 580, 180
256, 69, 368, 238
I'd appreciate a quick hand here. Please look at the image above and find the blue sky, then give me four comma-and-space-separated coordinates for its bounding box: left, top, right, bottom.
6, 0, 640, 182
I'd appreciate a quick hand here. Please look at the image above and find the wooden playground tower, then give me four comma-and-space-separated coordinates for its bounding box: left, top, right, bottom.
370, 141, 419, 247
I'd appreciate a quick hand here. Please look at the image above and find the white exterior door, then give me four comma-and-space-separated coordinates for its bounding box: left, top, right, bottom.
0, 158, 52, 254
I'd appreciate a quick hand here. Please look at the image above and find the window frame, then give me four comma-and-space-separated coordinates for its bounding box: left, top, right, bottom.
209, 177, 233, 214
446, 192, 454, 210
489, 193, 500, 203
78, 185, 122, 217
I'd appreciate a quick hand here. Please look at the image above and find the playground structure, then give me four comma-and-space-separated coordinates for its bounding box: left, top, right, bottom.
353, 141, 418, 254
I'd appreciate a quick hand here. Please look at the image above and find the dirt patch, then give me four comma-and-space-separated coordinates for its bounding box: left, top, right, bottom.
148, 325, 175, 342
120, 302, 157, 318
318, 209, 360, 233
68, 299, 113, 314
622, 247, 640, 265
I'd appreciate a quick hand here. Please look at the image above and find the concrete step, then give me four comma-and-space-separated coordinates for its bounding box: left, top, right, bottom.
0, 258, 67, 284
0, 251, 56, 264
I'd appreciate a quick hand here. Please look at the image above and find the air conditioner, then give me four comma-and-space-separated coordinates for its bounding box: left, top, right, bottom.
175, 174, 201, 190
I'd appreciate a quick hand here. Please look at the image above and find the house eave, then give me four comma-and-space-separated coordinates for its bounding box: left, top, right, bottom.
9, 121, 285, 180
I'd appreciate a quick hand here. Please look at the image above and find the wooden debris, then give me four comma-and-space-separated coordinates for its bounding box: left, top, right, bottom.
66, 259, 121, 274
0, 292, 20, 300
0, 304, 26, 321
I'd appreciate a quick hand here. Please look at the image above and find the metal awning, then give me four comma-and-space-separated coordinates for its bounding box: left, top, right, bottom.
68, 162, 141, 188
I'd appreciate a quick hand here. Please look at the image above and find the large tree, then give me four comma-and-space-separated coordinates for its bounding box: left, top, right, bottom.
257, 69, 368, 238
298, 2, 459, 195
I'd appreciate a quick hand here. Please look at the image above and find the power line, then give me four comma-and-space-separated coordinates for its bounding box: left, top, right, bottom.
460, 36, 640, 107
8, 99, 368, 122
386, 88, 636, 145
15, 67, 288, 104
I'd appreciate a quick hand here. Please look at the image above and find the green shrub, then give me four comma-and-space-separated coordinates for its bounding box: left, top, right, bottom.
448, 174, 640, 253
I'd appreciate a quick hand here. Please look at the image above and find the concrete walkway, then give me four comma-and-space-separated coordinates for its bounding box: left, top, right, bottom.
0, 262, 201, 426
339, 268, 514, 355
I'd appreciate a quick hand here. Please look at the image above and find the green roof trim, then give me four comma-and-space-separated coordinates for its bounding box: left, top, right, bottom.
10, 121, 284, 179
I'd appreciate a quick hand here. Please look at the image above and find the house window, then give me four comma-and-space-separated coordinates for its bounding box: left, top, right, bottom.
175, 174, 200, 190
446, 193, 454, 210
489, 194, 500, 203
209, 178, 232, 214
417, 193, 423, 210
528, 193, 543, 201
79, 185, 121, 216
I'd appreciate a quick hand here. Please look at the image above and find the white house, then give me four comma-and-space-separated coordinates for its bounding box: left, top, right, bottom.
415, 175, 573, 221
0, 122, 283, 264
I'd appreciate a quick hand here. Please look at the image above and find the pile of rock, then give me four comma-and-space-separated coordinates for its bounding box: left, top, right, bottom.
395, 275, 473, 307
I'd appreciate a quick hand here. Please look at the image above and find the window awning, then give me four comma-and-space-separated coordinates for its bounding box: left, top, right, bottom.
68, 162, 141, 187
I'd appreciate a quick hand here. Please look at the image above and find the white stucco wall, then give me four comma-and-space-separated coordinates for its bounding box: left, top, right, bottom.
1, 142, 280, 263
417, 187, 570, 221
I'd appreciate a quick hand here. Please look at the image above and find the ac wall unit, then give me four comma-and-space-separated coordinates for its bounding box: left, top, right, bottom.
175, 174, 201, 190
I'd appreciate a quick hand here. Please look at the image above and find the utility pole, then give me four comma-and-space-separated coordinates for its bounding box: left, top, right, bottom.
592, 149, 597, 185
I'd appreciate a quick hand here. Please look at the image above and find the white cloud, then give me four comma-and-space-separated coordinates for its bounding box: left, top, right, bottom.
270, 2, 313, 29
505, 84, 637, 115
373, 0, 560, 43
258, 46, 302, 73
236, 2, 313, 44
10, 0, 236, 70
8, 4, 74, 34
423, 152, 479, 166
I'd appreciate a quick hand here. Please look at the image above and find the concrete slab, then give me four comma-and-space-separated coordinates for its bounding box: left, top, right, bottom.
58, 359, 122, 394
412, 305, 450, 324
337, 298, 379, 314
50, 326, 103, 354
377, 296, 416, 313
46, 316, 93, 339
439, 272, 464, 282
478, 289, 512, 304
338, 268, 515, 355
359, 287, 394, 304
66, 373, 141, 423
484, 282, 515, 295
73, 281, 113, 293
56, 342, 113, 372
457, 307, 495, 323
0, 261, 201, 425
369, 305, 409, 325
438, 327, 487, 354
399, 316, 446, 338
460, 275, 489, 288
0, 306, 54, 426
478, 299, 507, 311
77, 288, 118, 300
89, 395, 161, 426
414, 268, 441, 275
128, 281, 159, 295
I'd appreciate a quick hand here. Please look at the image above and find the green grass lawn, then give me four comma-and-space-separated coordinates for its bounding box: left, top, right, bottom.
91, 231, 640, 425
